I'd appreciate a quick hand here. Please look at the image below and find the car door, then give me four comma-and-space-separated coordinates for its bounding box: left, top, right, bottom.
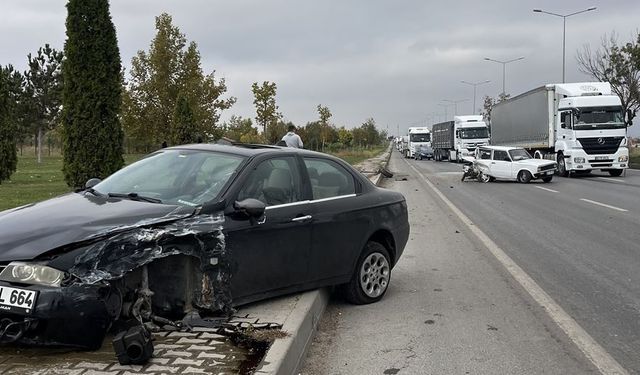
491, 150, 513, 178
225, 155, 313, 302
302, 157, 366, 284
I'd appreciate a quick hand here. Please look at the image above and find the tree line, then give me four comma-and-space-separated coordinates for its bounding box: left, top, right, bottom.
0, 5, 387, 187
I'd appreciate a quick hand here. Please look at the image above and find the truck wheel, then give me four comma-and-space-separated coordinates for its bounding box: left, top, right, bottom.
608, 169, 623, 177
517, 170, 532, 183
557, 154, 569, 177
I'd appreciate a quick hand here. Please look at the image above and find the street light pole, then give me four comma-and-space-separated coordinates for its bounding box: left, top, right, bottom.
484, 57, 524, 96
533, 7, 597, 83
461, 80, 491, 114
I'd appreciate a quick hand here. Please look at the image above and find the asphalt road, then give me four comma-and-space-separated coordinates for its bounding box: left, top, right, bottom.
407, 157, 640, 374
299, 151, 608, 374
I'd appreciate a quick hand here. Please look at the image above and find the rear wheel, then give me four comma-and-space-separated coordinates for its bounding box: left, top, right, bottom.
343, 242, 391, 304
608, 169, 623, 177
517, 170, 532, 183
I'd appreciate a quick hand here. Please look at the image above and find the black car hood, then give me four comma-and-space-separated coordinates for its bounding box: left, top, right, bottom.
0, 193, 192, 262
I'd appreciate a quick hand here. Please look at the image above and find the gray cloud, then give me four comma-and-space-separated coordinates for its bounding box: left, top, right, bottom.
1, 0, 639, 135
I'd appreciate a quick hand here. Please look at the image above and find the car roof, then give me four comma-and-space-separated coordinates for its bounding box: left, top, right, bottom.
165, 143, 329, 158
479, 145, 521, 152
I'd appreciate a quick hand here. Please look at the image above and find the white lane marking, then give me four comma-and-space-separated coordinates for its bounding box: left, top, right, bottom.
580, 199, 628, 212
405, 159, 629, 375
535, 186, 559, 193
596, 177, 623, 183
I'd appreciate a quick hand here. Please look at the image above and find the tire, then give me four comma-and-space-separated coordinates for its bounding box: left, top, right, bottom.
608, 169, 623, 177
517, 170, 532, 183
557, 153, 569, 177
342, 242, 391, 304
478, 171, 491, 183
542, 176, 553, 183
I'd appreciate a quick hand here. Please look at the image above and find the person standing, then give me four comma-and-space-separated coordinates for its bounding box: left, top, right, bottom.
281, 124, 303, 148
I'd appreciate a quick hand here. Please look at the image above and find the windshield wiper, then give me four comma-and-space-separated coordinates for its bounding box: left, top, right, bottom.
107, 192, 162, 204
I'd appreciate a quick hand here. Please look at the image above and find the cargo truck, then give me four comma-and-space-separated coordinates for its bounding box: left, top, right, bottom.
490, 82, 629, 176
432, 115, 490, 162
406, 127, 431, 158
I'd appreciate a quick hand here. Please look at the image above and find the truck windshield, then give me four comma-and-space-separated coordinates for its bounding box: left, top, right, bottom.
459, 127, 489, 139
574, 106, 625, 130
410, 133, 430, 142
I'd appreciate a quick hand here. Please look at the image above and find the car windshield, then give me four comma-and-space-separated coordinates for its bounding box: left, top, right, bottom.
410, 133, 430, 142
93, 149, 245, 207
508, 149, 532, 161
459, 127, 489, 139
574, 106, 625, 130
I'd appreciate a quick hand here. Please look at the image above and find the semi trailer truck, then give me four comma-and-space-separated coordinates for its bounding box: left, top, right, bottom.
405, 127, 431, 158
490, 82, 629, 176
432, 115, 490, 162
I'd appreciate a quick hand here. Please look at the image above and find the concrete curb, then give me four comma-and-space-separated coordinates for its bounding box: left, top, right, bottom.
257, 144, 393, 375
255, 289, 330, 375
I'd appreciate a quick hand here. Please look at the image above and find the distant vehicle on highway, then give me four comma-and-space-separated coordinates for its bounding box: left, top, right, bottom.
0, 143, 409, 356
432, 115, 489, 162
416, 145, 434, 160
490, 82, 629, 177
474, 146, 557, 183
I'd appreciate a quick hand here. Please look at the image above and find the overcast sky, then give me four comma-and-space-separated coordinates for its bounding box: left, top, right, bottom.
2, 0, 639, 136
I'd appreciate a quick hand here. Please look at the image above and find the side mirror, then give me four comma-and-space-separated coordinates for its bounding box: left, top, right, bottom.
85, 178, 101, 189
233, 198, 266, 219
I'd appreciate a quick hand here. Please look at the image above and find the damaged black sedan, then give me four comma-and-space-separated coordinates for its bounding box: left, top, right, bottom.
0, 144, 409, 357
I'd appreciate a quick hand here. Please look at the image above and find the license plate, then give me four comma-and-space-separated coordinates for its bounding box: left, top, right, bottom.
0, 286, 38, 314
545, 171, 554, 175
595, 156, 608, 160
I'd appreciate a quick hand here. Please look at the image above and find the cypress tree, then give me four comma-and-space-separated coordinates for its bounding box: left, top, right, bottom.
172, 93, 198, 144
0, 66, 21, 184
62, 0, 124, 188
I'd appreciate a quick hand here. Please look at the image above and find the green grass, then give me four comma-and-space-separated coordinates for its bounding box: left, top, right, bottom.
630, 147, 640, 169
0, 145, 389, 212
0, 152, 143, 212
330, 145, 387, 165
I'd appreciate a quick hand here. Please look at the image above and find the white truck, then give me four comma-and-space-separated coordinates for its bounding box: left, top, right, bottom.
406, 127, 431, 158
490, 82, 629, 176
432, 115, 490, 162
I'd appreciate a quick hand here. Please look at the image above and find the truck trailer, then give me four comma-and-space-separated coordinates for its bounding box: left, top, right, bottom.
490, 82, 629, 176
432, 115, 490, 162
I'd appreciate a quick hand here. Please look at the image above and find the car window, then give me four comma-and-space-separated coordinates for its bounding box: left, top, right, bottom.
303, 158, 355, 200
479, 149, 491, 160
237, 156, 303, 206
493, 150, 510, 162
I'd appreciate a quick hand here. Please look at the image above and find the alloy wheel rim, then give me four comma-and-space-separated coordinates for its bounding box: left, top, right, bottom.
359, 252, 390, 298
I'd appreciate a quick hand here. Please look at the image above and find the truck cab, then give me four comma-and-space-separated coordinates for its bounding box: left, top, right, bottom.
553, 83, 628, 176
454, 115, 490, 161
407, 127, 431, 158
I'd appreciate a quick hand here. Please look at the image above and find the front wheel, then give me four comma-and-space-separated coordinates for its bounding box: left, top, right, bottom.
342, 242, 391, 304
478, 171, 491, 183
608, 169, 623, 177
557, 154, 569, 177
542, 176, 553, 183
517, 170, 532, 183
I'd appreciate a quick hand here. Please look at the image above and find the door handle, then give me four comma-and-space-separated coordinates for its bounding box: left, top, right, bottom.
491, 162, 495, 164
291, 215, 312, 222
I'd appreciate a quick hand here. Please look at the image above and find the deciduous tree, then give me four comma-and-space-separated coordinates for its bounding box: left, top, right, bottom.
62, 0, 124, 188
577, 32, 640, 126
24, 44, 63, 163
252, 81, 280, 142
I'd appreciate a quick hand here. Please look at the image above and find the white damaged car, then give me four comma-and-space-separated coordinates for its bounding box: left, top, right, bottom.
474, 146, 557, 183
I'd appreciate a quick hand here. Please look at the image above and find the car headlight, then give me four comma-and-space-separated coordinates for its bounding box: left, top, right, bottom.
574, 157, 585, 163
0, 262, 64, 287
618, 155, 629, 162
